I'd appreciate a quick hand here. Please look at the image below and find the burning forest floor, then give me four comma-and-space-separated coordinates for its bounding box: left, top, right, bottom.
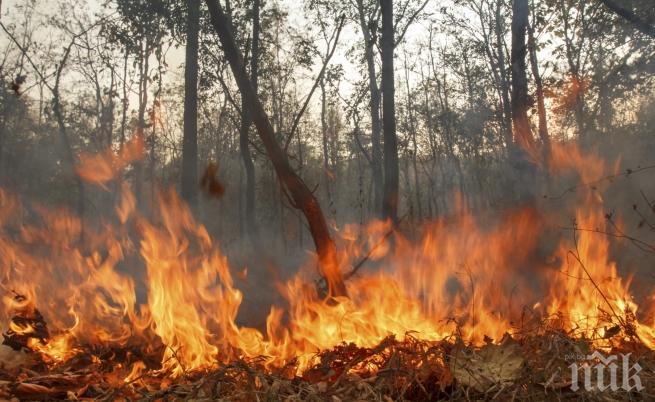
2, 139, 655, 400
1, 321, 655, 401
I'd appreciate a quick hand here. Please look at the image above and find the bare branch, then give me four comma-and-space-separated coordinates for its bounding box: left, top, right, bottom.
394, 0, 430, 46
283, 15, 345, 151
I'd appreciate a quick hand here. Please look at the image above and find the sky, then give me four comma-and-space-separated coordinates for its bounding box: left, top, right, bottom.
0, 0, 443, 132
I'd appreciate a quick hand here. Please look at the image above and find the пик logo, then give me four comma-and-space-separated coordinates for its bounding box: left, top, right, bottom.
569, 351, 643, 392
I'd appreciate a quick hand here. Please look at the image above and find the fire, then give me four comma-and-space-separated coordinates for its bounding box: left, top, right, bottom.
0, 138, 654, 380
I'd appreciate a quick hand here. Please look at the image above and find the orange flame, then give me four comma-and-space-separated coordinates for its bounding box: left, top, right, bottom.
0, 139, 653, 379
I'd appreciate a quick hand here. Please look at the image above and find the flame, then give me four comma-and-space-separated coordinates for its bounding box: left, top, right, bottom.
553, 74, 591, 115
75, 135, 145, 189
124, 361, 147, 383
0, 138, 654, 380
27, 334, 80, 364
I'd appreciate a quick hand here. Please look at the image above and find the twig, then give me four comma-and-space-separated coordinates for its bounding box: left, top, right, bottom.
343, 213, 407, 281
561, 225, 655, 254
547, 163, 655, 200
567, 225, 623, 327
283, 15, 346, 151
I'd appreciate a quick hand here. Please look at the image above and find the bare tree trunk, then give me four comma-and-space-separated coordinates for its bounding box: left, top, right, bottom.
120, 50, 129, 149
510, 0, 535, 150
181, 0, 200, 207
509, 0, 538, 204
355, 0, 383, 217
53, 42, 85, 230
495, 0, 514, 148
240, 0, 259, 245
107, 67, 116, 148
320, 79, 333, 219
381, 0, 399, 225
134, 40, 149, 208
297, 116, 305, 249
558, 0, 586, 137
204, 0, 347, 297
527, 8, 549, 148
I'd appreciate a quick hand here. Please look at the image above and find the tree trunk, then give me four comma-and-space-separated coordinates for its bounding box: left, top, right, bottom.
559, 0, 586, 137
204, 0, 347, 297
527, 15, 549, 148
134, 40, 149, 208
240, 0, 259, 245
320, 79, 333, 219
54, 42, 85, 232
381, 0, 399, 225
107, 67, 116, 148
181, 0, 200, 207
355, 0, 383, 217
120, 50, 129, 149
510, 0, 535, 150
495, 0, 514, 148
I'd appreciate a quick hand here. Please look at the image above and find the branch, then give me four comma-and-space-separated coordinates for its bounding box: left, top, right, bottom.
547, 163, 655, 200
215, 70, 242, 116
394, 0, 430, 46
0, 14, 112, 94
344, 214, 407, 281
352, 126, 372, 165
598, 0, 655, 38
283, 15, 345, 151
0, 20, 52, 91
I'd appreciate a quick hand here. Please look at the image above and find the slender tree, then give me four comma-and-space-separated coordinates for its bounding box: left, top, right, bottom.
204, 0, 347, 297
381, 0, 399, 224
527, 3, 549, 148
240, 0, 260, 244
354, 0, 384, 216
181, 0, 200, 206
494, 0, 514, 148
510, 0, 535, 150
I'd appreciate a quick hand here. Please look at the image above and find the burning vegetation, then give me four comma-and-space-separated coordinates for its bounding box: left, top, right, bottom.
0, 0, 654, 400
0, 137, 654, 400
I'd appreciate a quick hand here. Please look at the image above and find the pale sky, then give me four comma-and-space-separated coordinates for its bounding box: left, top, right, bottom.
0, 0, 449, 135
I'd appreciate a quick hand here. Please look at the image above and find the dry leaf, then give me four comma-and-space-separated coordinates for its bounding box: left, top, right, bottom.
450, 337, 524, 392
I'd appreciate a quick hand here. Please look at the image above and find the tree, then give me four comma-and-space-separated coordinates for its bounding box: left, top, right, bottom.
0, 13, 94, 225
510, 0, 535, 150
381, 0, 399, 224
204, 0, 347, 297
240, 0, 260, 245
111, 0, 174, 208
353, 0, 384, 216
181, 0, 201, 207
527, 1, 549, 148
